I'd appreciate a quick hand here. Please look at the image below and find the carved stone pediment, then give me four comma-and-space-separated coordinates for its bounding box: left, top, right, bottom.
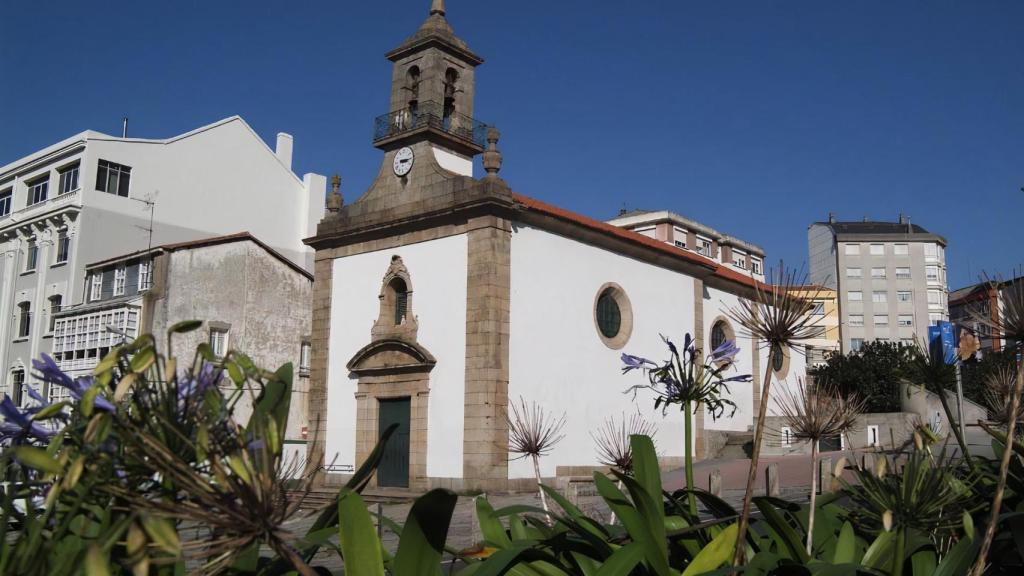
347, 339, 436, 376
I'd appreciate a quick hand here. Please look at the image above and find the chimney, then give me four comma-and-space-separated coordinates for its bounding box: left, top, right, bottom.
828, 212, 836, 224
898, 213, 909, 225
275, 133, 294, 170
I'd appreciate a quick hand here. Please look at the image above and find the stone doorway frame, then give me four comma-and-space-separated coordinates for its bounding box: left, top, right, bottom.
347, 338, 435, 490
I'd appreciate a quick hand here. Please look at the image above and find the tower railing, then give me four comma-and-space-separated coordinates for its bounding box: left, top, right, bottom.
373, 100, 487, 148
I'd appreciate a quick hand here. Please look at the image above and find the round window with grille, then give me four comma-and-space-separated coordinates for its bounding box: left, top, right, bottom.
593, 283, 632, 349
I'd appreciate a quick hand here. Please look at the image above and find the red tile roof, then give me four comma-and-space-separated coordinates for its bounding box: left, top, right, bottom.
511, 193, 765, 292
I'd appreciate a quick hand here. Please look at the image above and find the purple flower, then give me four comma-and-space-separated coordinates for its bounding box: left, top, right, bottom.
621, 354, 655, 373
32, 354, 115, 413
0, 396, 54, 442
708, 339, 740, 364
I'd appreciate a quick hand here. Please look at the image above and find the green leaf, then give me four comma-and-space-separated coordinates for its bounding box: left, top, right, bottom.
141, 515, 181, 556
594, 473, 669, 576
862, 530, 895, 570
393, 489, 457, 576
593, 542, 644, 576
85, 545, 111, 576
337, 489, 385, 576
753, 497, 810, 563
476, 496, 513, 548
962, 510, 974, 541
911, 548, 937, 576
933, 532, 979, 576
12, 447, 63, 475
129, 347, 155, 373
682, 522, 738, 576
31, 401, 70, 420
833, 521, 856, 564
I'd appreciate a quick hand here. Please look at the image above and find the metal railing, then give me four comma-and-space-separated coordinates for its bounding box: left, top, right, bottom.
373, 100, 487, 148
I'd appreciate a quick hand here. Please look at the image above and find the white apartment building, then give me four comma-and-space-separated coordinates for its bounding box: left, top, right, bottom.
607, 210, 766, 281
0, 116, 325, 403
808, 215, 949, 353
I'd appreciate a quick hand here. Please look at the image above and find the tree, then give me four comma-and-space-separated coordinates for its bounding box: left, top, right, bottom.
808, 341, 919, 413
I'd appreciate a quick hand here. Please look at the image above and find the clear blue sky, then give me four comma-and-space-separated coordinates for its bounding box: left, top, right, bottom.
2, 1, 1021, 289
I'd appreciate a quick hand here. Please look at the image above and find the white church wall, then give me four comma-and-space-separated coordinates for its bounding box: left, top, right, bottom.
509, 224, 706, 479
326, 233, 468, 478
702, 287, 758, 432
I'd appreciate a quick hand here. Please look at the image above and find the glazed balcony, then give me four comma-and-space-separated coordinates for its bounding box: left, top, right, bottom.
373, 100, 487, 154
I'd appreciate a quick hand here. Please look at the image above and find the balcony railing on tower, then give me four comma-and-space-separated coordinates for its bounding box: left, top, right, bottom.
373, 100, 488, 149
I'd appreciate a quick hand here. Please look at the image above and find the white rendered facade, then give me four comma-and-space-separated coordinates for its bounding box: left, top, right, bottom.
0, 117, 325, 403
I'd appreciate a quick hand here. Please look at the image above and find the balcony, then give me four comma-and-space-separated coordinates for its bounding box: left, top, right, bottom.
2, 189, 80, 227
373, 100, 488, 152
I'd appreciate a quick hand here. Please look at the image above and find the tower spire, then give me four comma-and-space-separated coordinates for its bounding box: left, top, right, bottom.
430, 0, 445, 16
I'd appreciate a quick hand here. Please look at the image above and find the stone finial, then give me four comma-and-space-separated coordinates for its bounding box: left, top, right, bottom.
326, 174, 343, 213
430, 0, 445, 15
482, 127, 503, 180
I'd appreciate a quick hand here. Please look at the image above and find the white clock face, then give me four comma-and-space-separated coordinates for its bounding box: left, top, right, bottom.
393, 147, 414, 177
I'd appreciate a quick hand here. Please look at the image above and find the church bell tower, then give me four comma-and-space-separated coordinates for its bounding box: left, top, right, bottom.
373, 0, 486, 175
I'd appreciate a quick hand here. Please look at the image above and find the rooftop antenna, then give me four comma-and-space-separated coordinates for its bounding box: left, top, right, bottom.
122, 117, 128, 138
131, 192, 157, 253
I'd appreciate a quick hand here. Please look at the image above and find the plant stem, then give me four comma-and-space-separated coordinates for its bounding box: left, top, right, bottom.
971, 362, 1023, 576
684, 399, 698, 518
930, 381, 972, 465
733, 358, 775, 566
532, 454, 549, 515
806, 441, 818, 557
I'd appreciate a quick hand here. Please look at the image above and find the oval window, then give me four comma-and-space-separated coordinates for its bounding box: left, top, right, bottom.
711, 321, 728, 351
596, 289, 621, 338
593, 283, 633, 349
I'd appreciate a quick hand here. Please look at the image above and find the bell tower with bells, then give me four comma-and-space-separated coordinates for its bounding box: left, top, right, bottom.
373, 0, 485, 180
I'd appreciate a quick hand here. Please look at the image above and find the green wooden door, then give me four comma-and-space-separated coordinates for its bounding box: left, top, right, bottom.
378, 398, 411, 488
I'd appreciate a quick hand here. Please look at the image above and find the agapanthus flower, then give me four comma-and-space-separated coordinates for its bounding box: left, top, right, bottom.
32, 354, 115, 413
621, 354, 655, 373
0, 396, 54, 443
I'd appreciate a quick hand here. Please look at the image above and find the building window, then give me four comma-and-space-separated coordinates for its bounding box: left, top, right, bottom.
732, 252, 747, 270
896, 267, 911, 279
51, 307, 139, 374
710, 320, 733, 352
17, 302, 31, 338
90, 273, 102, 301
7, 369, 25, 405
299, 341, 312, 377
846, 268, 862, 278
673, 240, 685, 248
55, 229, 70, 264
872, 291, 887, 303
870, 244, 885, 256
58, 164, 80, 195
751, 258, 762, 275
927, 290, 942, 306
771, 346, 789, 378
0, 189, 10, 217
596, 290, 621, 338
113, 266, 126, 296
96, 160, 132, 197
48, 295, 62, 333
594, 283, 633, 349
810, 302, 825, 316
844, 243, 860, 255
851, 338, 865, 352
871, 267, 886, 279
924, 243, 938, 259
900, 338, 915, 347
389, 278, 409, 325
138, 259, 152, 291
894, 244, 909, 255
874, 315, 889, 326
697, 238, 712, 257
926, 266, 939, 282
25, 238, 38, 272
867, 425, 879, 447
848, 291, 862, 302
898, 315, 913, 327
849, 314, 864, 327
27, 176, 48, 206
897, 291, 912, 302
781, 426, 793, 447
209, 329, 229, 358
928, 313, 943, 326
